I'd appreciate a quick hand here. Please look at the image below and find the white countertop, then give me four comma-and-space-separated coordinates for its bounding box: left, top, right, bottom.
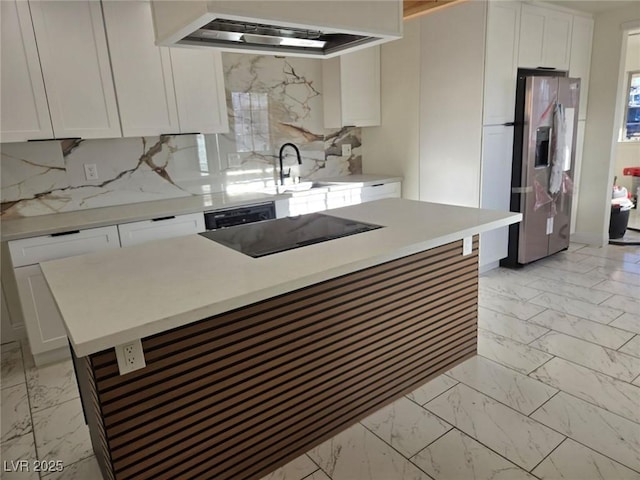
1, 175, 402, 242
40, 199, 520, 357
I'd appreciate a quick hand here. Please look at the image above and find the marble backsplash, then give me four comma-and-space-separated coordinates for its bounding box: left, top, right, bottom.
1, 53, 362, 218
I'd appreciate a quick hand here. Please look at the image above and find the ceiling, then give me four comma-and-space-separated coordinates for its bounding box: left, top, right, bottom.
545, 0, 638, 14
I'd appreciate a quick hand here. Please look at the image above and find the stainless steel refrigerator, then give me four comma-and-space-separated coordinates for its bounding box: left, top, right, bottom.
502, 71, 580, 267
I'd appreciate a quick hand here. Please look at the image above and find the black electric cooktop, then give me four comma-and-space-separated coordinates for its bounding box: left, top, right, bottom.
199, 213, 383, 258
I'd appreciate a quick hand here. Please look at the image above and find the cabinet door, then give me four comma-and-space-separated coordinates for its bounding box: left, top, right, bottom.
570, 119, 585, 234
323, 45, 381, 128
118, 213, 205, 247
542, 10, 572, 71
483, 1, 520, 126
14, 265, 67, 355
8, 225, 120, 268
358, 182, 401, 202
569, 16, 593, 121
519, 5, 572, 70
480, 125, 513, 268
102, 1, 179, 137
170, 48, 229, 134
518, 5, 545, 68
29, 0, 121, 139
0, 0, 53, 142
341, 46, 381, 127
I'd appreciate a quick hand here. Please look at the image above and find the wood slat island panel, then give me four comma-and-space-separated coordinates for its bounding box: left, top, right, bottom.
73, 236, 479, 480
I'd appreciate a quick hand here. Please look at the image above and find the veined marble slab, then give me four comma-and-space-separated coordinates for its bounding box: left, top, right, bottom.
530, 331, 640, 382
593, 279, 640, 299
577, 246, 640, 264
307, 422, 431, 480
1, 383, 31, 443
259, 454, 318, 480
405, 375, 458, 406
1, 343, 25, 390
478, 307, 549, 344
531, 438, 640, 480
602, 294, 640, 315
527, 309, 634, 350
0, 434, 39, 480
525, 264, 608, 288
526, 278, 612, 305
529, 292, 624, 324
478, 290, 546, 321
594, 267, 640, 287
620, 335, 640, 358
530, 357, 640, 424
361, 396, 452, 458
424, 383, 564, 471
446, 356, 557, 415
45, 456, 103, 480
411, 429, 537, 480
611, 312, 640, 335
26, 359, 78, 412
478, 276, 541, 301
531, 392, 640, 471
478, 329, 553, 375
581, 256, 640, 275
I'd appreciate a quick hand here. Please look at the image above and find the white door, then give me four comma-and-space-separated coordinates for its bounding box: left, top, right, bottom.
14, 265, 67, 355
569, 16, 594, 121
341, 46, 381, 127
483, 1, 520, 126
171, 48, 229, 134
480, 125, 514, 268
0, 0, 53, 142
102, 0, 180, 137
29, 0, 122, 139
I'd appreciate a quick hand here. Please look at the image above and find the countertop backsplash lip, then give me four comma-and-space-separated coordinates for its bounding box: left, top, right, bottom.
0, 174, 403, 242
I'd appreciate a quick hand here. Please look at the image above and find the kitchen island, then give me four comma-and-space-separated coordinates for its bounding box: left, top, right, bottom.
40, 199, 520, 480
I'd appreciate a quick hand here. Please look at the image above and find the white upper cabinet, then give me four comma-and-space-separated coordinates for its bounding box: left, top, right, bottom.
323, 46, 381, 128
569, 15, 594, 121
0, 0, 53, 142
518, 4, 572, 70
170, 48, 229, 134
29, 0, 121, 139
102, 1, 180, 137
483, 1, 520, 126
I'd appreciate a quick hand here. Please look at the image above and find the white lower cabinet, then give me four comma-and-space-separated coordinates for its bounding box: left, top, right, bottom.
280, 181, 402, 217
118, 213, 205, 247
14, 265, 68, 359
9, 225, 120, 365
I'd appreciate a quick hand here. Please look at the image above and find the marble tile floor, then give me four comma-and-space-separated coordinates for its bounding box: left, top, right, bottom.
2, 242, 640, 479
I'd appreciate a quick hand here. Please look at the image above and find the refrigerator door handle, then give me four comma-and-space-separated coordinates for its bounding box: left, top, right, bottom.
512, 186, 533, 194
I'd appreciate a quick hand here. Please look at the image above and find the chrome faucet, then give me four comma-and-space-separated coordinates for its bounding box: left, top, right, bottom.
278, 143, 302, 186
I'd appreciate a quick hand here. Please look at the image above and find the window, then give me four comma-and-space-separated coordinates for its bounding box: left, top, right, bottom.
624, 71, 640, 141
231, 92, 270, 152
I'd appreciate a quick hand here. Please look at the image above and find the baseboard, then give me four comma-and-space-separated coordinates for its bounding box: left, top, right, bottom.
479, 261, 500, 274
570, 231, 607, 247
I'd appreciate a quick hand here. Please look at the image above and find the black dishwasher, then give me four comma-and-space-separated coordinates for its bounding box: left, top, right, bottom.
203, 202, 276, 230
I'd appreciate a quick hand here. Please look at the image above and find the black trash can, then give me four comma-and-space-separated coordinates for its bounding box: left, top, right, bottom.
610, 201, 631, 239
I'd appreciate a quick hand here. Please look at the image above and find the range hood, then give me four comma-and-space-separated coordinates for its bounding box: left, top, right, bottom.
151, 1, 403, 58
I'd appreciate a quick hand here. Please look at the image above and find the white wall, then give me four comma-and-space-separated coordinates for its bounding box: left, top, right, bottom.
574, 3, 640, 246
362, 19, 421, 200
418, 0, 486, 208
614, 32, 640, 193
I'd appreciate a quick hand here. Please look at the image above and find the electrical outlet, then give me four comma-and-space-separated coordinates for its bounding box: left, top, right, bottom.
341, 144, 352, 157
115, 339, 146, 375
84, 163, 98, 180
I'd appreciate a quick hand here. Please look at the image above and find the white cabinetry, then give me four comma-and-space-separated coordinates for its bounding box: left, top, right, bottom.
118, 213, 205, 247
170, 49, 229, 134
29, 0, 121, 139
518, 4, 572, 70
9, 226, 120, 365
102, 1, 179, 137
356, 182, 401, 203
323, 46, 381, 128
570, 119, 586, 234
0, 0, 53, 142
480, 125, 514, 269
569, 15, 594, 120
483, 1, 520, 126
